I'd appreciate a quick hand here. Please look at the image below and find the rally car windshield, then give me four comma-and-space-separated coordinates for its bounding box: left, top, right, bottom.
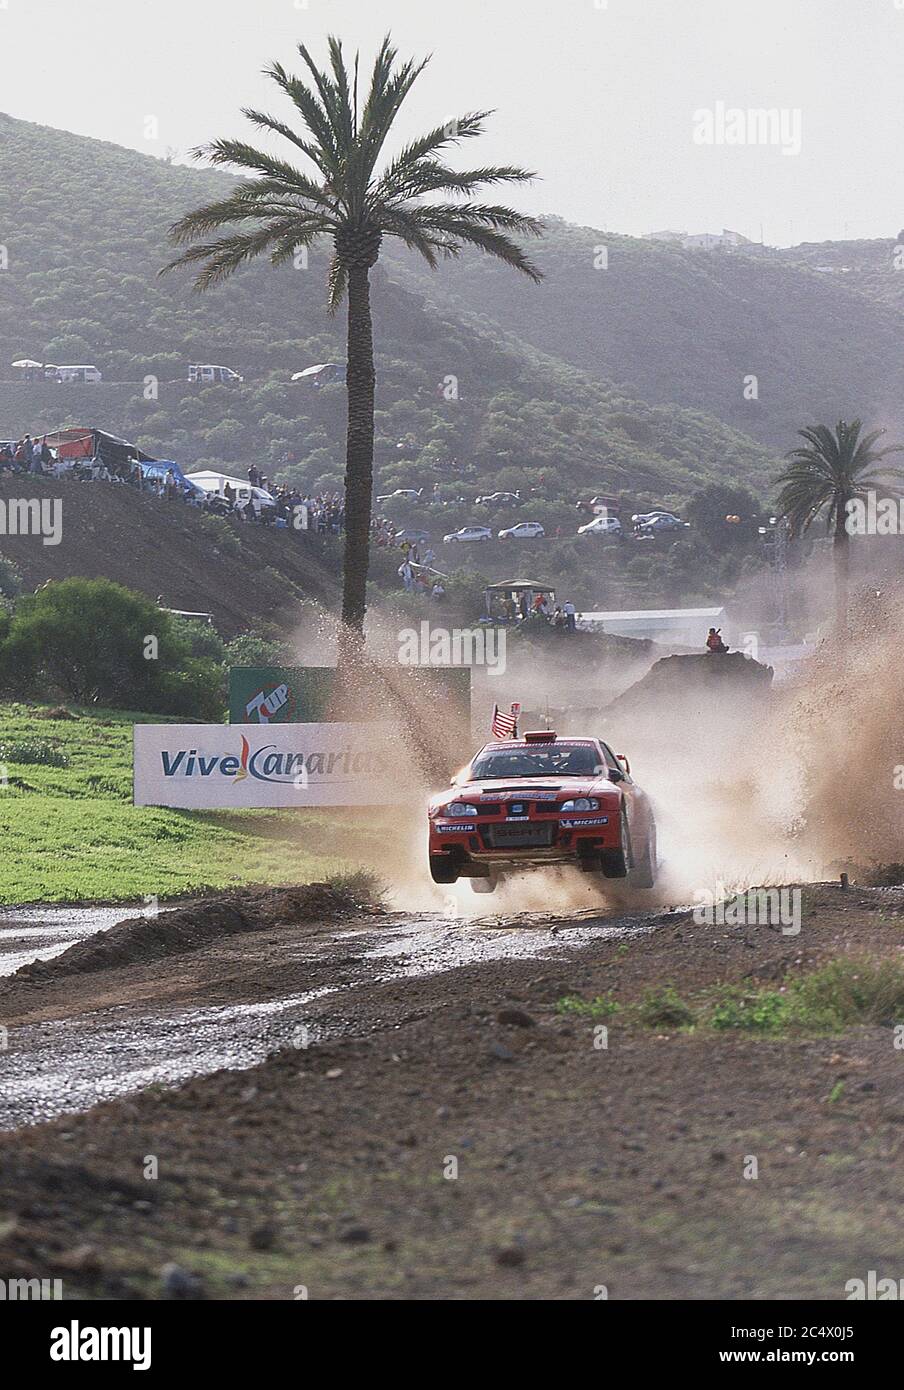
468, 744, 601, 780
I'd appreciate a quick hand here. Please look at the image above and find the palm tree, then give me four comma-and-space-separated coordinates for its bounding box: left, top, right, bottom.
775, 419, 904, 629
162, 35, 542, 663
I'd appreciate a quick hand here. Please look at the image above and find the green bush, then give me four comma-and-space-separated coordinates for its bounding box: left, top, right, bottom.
634, 985, 695, 1029
0, 738, 69, 767
224, 631, 294, 668
0, 577, 223, 718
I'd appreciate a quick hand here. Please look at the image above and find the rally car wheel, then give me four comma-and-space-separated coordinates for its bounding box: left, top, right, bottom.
599, 810, 631, 879
630, 820, 657, 889
429, 854, 459, 885
470, 873, 499, 894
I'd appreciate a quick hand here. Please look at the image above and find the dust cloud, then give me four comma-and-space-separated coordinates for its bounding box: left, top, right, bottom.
283, 587, 903, 918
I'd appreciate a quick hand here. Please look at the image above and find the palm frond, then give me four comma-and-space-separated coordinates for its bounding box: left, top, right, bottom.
776, 418, 904, 536
376, 112, 491, 195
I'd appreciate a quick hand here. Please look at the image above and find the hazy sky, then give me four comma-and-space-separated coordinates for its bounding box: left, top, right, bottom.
2, 0, 901, 246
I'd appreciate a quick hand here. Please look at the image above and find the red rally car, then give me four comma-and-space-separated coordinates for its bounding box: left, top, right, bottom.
428, 730, 657, 894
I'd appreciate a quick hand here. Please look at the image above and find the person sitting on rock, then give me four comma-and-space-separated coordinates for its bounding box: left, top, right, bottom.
705, 627, 729, 654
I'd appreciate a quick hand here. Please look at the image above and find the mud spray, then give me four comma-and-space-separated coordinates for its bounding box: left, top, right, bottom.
287, 580, 904, 918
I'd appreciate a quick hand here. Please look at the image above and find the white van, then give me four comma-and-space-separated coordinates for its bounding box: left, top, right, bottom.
188, 364, 243, 385
52, 365, 102, 383
185, 470, 274, 518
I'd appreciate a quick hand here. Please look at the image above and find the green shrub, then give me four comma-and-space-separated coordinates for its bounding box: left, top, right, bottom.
0, 577, 223, 718
634, 985, 695, 1029
0, 738, 69, 767
708, 987, 788, 1032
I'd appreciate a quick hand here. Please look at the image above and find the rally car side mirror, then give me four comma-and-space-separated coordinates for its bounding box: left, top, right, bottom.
609, 766, 624, 782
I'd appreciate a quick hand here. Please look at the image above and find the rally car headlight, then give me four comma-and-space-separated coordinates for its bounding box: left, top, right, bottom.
559, 797, 600, 812
443, 802, 478, 817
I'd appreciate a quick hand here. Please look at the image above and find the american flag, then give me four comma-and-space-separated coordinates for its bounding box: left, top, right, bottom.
491, 702, 520, 739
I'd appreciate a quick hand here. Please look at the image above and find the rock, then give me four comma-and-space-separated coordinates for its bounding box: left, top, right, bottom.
496, 1007, 537, 1028
339, 1226, 371, 1245
489, 1041, 515, 1062
249, 1223, 277, 1251
161, 1262, 205, 1300
495, 1245, 525, 1268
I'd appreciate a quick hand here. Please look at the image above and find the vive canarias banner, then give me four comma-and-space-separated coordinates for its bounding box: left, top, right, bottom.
134, 722, 403, 808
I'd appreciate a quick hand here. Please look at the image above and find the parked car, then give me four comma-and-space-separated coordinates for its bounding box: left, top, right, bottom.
631, 510, 680, 525
394, 528, 432, 544
50, 364, 102, 384
476, 491, 523, 506
185, 471, 275, 517
577, 494, 621, 516
498, 521, 545, 540
578, 515, 623, 537
443, 525, 493, 544
633, 513, 688, 534
188, 364, 243, 384
377, 488, 424, 503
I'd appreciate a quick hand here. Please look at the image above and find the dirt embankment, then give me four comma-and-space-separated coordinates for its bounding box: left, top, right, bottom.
0, 476, 338, 635
607, 650, 774, 715
0, 882, 902, 1299
7, 883, 366, 986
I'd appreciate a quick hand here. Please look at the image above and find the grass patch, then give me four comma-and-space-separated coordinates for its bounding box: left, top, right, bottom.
0, 701, 382, 904
555, 993, 620, 1020
557, 957, 904, 1037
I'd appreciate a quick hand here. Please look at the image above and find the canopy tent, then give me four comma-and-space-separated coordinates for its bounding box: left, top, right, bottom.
139, 460, 203, 494
483, 580, 557, 621
41, 428, 156, 467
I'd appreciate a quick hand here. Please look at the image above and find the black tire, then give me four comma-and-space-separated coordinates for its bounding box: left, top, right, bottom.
600, 811, 631, 879
630, 821, 657, 889
429, 855, 458, 885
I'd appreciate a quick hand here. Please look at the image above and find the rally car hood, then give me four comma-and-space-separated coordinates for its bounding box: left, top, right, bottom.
443, 774, 616, 801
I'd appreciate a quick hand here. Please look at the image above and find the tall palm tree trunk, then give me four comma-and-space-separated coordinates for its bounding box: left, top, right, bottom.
339, 258, 376, 667
833, 504, 850, 634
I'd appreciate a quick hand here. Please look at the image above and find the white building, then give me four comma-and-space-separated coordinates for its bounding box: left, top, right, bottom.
577, 605, 728, 646
644, 228, 753, 251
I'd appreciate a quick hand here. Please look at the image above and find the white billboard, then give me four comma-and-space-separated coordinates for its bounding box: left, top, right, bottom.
134, 722, 404, 808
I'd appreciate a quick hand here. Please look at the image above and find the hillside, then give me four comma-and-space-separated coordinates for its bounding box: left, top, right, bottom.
0, 112, 778, 512
386, 219, 904, 449
0, 476, 337, 636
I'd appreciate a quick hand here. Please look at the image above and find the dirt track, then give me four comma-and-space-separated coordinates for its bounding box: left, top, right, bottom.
0, 882, 902, 1299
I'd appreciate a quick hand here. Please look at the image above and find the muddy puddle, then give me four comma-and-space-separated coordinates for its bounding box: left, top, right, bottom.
0, 904, 146, 977
0, 902, 663, 1130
